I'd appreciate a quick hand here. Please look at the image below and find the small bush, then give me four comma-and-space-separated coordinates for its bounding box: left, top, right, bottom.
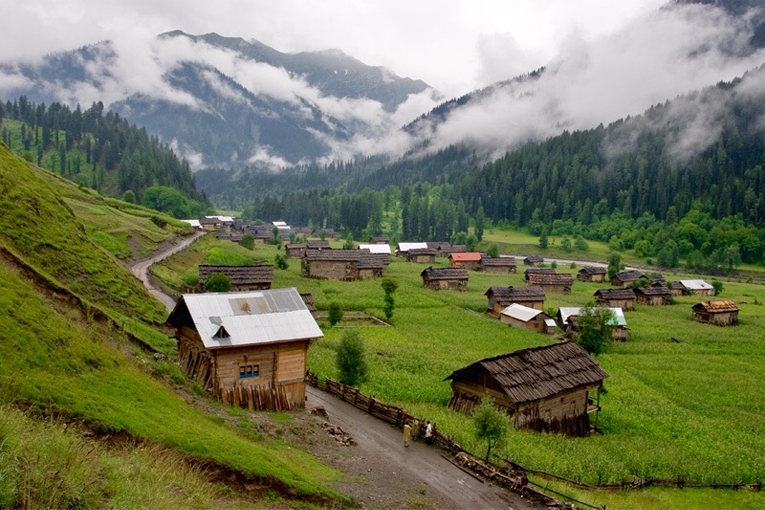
336, 330, 368, 387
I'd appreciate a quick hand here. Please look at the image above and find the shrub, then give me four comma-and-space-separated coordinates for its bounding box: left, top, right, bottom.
473, 396, 509, 462
328, 302, 343, 326
204, 273, 231, 292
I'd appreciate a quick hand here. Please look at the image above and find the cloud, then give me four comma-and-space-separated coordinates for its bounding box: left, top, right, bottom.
414, 3, 765, 160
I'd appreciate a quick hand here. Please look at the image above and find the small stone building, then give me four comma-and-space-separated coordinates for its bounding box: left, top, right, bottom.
421, 267, 469, 291
301, 249, 384, 281
449, 252, 483, 270
198, 264, 274, 291
593, 288, 636, 311
500, 304, 556, 334
526, 272, 574, 294
524, 267, 556, 281
485, 286, 546, 316
444, 342, 608, 436
478, 256, 517, 273
577, 266, 607, 282
692, 300, 739, 326
634, 285, 673, 306
407, 248, 438, 264
610, 270, 645, 288
523, 255, 544, 266
166, 288, 322, 410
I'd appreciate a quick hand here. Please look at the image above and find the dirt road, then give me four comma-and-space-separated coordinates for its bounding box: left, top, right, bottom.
129, 230, 206, 313
306, 386, 539, 509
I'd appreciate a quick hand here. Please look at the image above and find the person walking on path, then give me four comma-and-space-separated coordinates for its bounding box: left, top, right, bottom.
403, 422, 412, 447
425, 421, 433, 445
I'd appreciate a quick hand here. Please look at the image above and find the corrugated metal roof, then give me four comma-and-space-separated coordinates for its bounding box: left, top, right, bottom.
500, 303, 545, 322
558, 307, 627, 327
450, 252, 482, 262
397, 242, 429, 252
169, 288, 322, 349
679, 279, 713, 290
358, 244, 391, 254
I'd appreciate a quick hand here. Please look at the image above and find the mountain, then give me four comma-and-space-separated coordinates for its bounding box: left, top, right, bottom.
0, 31, 438, 169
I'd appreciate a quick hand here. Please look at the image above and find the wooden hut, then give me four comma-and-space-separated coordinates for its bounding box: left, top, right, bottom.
499, 303, 556, 334
527, 272, 574, 294
427, 241, 452, 257
198, 264, 274, 291
672, 279, 714, 296
523, 255, 544, 266
634, 285, 673, 306
449, 252, 482, 270
577, 266, 607, 282
478, 256, 517, 273
524, 267, 556, 281
420, 267, 469, 291
407, 248, 438, 263
444, 342, 608, 436
692, 300, 739, 326
558, 307, 629, 341
395, 242, 429, 258
166, 288, 322, 410
285, 243, 307, 258
301, 249, 384, 281
485, 286, 546, 316
368, 235, 390, 245
593, 288, 636, 311
610, 270, 645, 288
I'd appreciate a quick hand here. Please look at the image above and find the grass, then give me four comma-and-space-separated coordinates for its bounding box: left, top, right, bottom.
154, 234, 765, 509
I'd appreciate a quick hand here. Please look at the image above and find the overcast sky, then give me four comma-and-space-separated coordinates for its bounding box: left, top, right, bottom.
1, 0, 668, 98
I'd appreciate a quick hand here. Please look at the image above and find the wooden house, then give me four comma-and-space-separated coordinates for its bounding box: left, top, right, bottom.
634, 285, 673, 306
692, 300, 739, 326
524, 267, 556, 281
593, 288, 636, 311
441, 244, 467, 257
301, 249, 384, 281
285, 243, 308, 258
395, 242, 429, 258
672, 279, 714, 296
577, 266, 607, 282
523, 255, 544, 266
478, 256, 517, 273
166, 288, 322, 410
499, 303, 556, 334
199, 216, 223, 230
485, 286, 546, 316
444, 342, 608, 436
198, 264, 274, 291
449, 252, 482, 270
407, 248, 438, 263
558, 307, 629, 341
368, 235, 390, 245
610, 270, 645, 288
427, 241, 452, 257
420, 267, 469, 291
527, 272, 573, 294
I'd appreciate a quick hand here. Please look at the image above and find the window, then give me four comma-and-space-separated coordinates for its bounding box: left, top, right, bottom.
239, 364, 259, 378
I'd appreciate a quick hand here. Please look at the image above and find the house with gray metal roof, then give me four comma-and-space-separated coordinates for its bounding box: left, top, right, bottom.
166, 288, 322, 411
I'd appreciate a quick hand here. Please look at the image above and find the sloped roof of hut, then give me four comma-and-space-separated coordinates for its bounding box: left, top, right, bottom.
485, 286, 546, 302
527, 272, 574, 286
635, 285, 672, 297
579, 266, 606, 275
444, 341, 608, 404
594, 288, 636, 300
692, 300, 739, 313
481, 256, 517, 267
421, 267, 469, 280
198, 264, 274, 286
166, 288, 322, 349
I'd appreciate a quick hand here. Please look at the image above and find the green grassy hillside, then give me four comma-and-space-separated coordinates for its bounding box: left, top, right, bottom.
154, 236, 765, 509
0, 143, 345, 508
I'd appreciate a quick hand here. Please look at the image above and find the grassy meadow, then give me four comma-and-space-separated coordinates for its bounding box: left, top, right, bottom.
153, 233, 765, 509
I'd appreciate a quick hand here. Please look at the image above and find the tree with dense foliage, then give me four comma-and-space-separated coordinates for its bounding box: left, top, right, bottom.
712, 280, 724, 296
381, 277, 399, 321
538, 227, 549, 249
473, 396, 509, 462
487, 244, 500, 258
274, 253, 289, 270
576, 305, 614, 356
239, 233, 255, 250
336, 330, 368, 386
607, 252, 623, 279
328, 302, 343, 326
122, 189, 136, 204
204, 273, 231, 292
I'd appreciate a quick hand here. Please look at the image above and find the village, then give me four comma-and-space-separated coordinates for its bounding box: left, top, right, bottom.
168, 215, 741, 443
